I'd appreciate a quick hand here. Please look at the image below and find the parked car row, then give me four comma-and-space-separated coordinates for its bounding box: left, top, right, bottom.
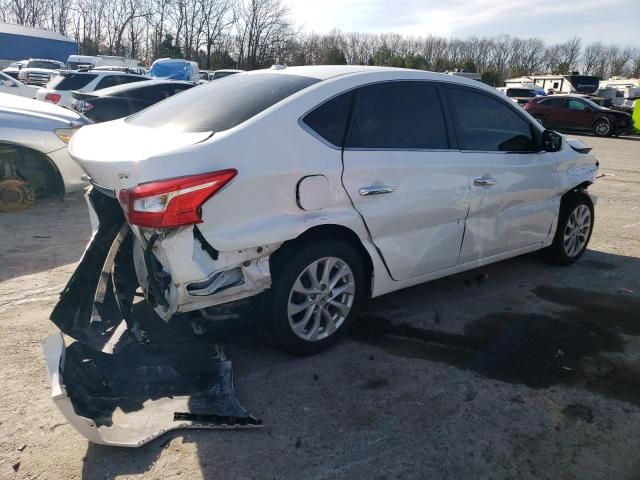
496, 83, 633, 136
0, 60, 205, 209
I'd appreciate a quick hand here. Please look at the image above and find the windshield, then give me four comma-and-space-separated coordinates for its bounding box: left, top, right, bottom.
149, 61, 195, 81
579, 97, 605, 110
8, 62, 25, 69
47, 72, 97, 90
27, 60, 62, 70
127, 73, 320, 133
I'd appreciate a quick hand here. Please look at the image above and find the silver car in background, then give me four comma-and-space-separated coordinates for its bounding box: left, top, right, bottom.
0, 93, 88, 211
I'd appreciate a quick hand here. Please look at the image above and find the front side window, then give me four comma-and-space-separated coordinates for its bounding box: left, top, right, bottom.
447, 87, 535, 152
568, 99, 589, 111
347, 82, 448, 149
128, 73, 320, 133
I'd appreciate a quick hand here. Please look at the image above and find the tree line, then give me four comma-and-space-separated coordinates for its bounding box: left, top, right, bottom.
2, 0, 639, 83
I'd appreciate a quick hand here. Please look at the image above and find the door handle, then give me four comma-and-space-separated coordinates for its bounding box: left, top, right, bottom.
359, 185, 396, 196
473, 177, 497, 187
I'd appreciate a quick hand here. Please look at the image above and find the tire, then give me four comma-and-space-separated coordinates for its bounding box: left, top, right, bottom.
544, 192, 594, 266
533, 115, 546, 128
269, 240, 365, 355
593, 119, 612, 137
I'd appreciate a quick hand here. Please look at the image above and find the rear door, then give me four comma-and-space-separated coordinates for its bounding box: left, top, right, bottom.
445, 86, 558, 262
540, 97, 568, 128
340, 81, 470, 281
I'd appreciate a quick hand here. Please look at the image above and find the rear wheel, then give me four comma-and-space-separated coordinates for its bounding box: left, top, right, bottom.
544, 192, 594, 265
269, 240, 365, 355
593, 119, 612, 137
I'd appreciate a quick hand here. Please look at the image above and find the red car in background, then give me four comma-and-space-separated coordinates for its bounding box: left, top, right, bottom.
524, 95, 633, 137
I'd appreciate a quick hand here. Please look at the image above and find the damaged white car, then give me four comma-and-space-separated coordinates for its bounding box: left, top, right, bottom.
45, 65, 599, 446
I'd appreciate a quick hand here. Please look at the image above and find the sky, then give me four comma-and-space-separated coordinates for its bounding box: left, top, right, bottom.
287, 0, 640, 45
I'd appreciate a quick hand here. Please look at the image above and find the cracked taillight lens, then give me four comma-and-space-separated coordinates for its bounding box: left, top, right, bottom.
118, 169, 237, 229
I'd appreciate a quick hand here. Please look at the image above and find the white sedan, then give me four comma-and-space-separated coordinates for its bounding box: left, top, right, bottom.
69, 65, 598, 355
0, 71, 39, 98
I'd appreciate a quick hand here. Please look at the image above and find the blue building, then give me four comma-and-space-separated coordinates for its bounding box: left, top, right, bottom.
0, 23, 77, 66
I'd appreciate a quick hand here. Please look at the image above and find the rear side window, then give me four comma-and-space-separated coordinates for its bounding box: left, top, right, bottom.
347, 82, 448, 149
506, 88, 535, 97
541, 98, 566, 108
96, 75, 144, 90
303, 92, 353, 146
447, 87, 535, 152
47, 73, 97, 90
128, 73, 320, 133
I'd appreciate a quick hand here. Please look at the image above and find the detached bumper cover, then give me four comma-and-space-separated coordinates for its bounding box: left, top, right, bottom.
43, 333, 260, 448
43, 188, 261, 447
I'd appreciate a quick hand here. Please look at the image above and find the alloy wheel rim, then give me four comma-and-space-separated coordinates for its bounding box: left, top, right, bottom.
595, 121, 609, 135
563, 204, 591, 257
287, 257, 355, 341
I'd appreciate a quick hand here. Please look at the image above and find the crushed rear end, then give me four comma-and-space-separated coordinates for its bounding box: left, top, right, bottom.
43, 188, 261, 447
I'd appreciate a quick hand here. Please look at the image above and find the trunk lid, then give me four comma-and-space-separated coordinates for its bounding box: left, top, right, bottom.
68, 119, 212, 190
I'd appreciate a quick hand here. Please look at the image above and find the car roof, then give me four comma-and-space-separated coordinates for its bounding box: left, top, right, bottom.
243, 65, 496, 94
91, 79, 192, 96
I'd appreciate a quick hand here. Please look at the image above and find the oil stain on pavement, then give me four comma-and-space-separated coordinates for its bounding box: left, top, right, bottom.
352, 286, 640, 406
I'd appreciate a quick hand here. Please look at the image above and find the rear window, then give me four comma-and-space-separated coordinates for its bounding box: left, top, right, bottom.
47, 73, 97, 90
128, 73, 320, 133
506, 88, 536, 98
27, 60, 61, 70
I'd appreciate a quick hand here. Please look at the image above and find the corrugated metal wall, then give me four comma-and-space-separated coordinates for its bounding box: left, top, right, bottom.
0, 33, 77, 64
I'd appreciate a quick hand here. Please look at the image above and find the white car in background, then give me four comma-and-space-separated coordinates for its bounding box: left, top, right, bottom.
2, 60, 28, 79
17, 58, 65, 86
0, 93, 89, 211
37, 69, 148, 107
0, 71, 39, 98
68, 65, 599, 355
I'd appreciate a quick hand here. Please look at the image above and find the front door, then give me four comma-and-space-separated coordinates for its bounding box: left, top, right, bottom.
341, 81, 470, 281
445, 86, 558, 263
566, 98, 595, 131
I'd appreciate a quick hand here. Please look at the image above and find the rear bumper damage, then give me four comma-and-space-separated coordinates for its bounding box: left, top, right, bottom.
44, 188, 261, 447
43, 333, 260, 448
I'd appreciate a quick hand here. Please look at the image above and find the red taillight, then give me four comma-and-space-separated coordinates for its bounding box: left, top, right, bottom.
45, 93, 61, 104
118, 169, 237, 229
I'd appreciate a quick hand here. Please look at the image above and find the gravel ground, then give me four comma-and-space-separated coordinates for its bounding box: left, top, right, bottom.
0, 134, 639, 480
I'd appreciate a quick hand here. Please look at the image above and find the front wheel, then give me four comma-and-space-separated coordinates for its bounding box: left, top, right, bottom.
544, 192, 594, 265
269, 240, 365, 355
593, 119, 612, 137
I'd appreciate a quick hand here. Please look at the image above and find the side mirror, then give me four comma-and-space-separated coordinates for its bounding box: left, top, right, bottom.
542, 130, 562, 152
